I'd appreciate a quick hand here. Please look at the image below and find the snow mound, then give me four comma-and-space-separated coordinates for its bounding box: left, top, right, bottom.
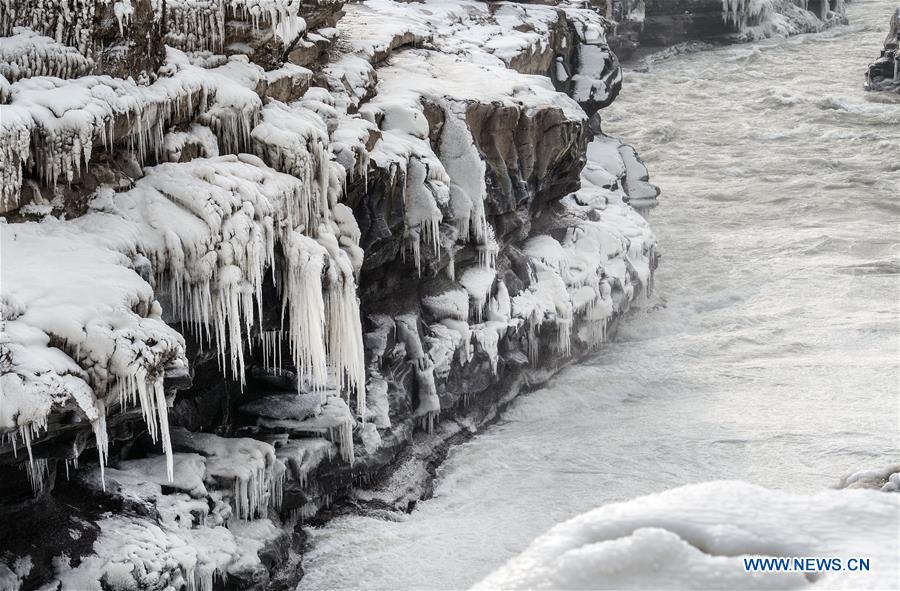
837, 465, 900, 492
474, 481, 900, 590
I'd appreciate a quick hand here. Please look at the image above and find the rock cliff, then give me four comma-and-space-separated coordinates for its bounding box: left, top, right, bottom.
867, 7, 900, 93
1, 1, 658, 589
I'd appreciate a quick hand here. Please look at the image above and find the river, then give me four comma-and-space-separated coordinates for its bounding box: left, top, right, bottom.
299, 2, 900, 588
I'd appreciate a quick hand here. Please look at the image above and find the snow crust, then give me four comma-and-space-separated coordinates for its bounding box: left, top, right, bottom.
475, 481, 900, 590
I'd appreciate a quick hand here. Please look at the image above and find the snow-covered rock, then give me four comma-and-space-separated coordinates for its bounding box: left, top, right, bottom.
0, 0, 661, 586
866, 7, 900, 93
475, 481, 900, 590
640, 0, 846, 46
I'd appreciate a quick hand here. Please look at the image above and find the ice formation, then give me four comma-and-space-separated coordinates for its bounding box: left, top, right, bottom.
0, 0, 661, 584
171, 429, 284, 520
475, 481, 900, 590
2, 149, 366, 483
838, 464, 900, 492
250, 396, 356, 463
0, 0, 114, 54
722, 0, 846, 39
50, 452, 286, 591
2, 220, 185, 483
164, 0, 305, 53
0, 27, 94, 82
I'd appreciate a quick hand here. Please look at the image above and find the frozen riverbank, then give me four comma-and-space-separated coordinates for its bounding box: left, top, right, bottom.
299, 1, 900, 588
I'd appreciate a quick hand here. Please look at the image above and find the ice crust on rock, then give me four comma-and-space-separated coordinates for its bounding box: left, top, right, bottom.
722, 0, 846, 40
0, 0, 662, 583
1, 219, 185, 483
164, 0, 306, 53
1, 152, 366, 483
475, 481, 900, 590
52, 460, 285, 591
0, 27, 94, 82
171, 428, 284, 520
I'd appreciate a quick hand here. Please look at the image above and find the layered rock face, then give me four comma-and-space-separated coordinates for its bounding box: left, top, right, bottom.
867, 7, 900, 93
0, 1, 658, 589
639, 0, 847, 47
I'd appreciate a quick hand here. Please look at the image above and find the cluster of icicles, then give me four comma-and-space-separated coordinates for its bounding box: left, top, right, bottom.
163, 0, 304, 53
2, 123, 366, 495
721, 0, 843, 28
133, 151, 367, 453
0, 62, 214, 210
0, 27, 94, 82
0, 0, 101, 55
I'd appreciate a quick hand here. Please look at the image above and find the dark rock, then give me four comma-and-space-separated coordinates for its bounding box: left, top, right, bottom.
867, 8, 900, 93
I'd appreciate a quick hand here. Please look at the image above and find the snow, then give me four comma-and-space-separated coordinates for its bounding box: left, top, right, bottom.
838, 465, 900, 492
0, 0, 650, 539
377, 49, 585, 123
474, 481, 900, 590
252, 395, 356, 463
460, 267, 496, 324
440, 111, 488, 243
510, 135, 657, 360
2, 150, 366, 482
273, 437, 336, 488
162, 123, 220, 162
0, 0, 108, 55
52, 489, 283, 591
2, 219, 185, 483
171, 428, 284, 520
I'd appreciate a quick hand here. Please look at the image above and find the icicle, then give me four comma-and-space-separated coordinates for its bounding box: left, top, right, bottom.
24, 458, 49, 496
92, 401, 109, 489
282, 232, 329, 390
325, 277, 366, 416
414, 359, 440, 433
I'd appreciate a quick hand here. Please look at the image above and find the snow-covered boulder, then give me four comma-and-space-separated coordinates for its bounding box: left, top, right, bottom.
475, 481, 900, 590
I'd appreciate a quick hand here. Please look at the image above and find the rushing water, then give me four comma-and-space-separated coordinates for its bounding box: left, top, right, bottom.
300, 2, 900, 588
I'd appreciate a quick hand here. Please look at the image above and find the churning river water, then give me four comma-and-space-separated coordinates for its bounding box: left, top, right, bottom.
300, 2, 900, 588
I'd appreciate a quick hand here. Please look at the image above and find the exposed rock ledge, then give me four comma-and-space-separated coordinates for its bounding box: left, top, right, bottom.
866, 7, 900, 93
1, 1, 656, 589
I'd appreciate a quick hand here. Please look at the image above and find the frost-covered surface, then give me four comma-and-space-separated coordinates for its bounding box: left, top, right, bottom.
475, 481, 900, 590
866, 7, 900, 93
0, 27, 94, 82
722, 0, 847, 40
1, 151, 365, 485
164, 0, 306, 53
0, 0, 660, 586
53, 450, 285, 591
